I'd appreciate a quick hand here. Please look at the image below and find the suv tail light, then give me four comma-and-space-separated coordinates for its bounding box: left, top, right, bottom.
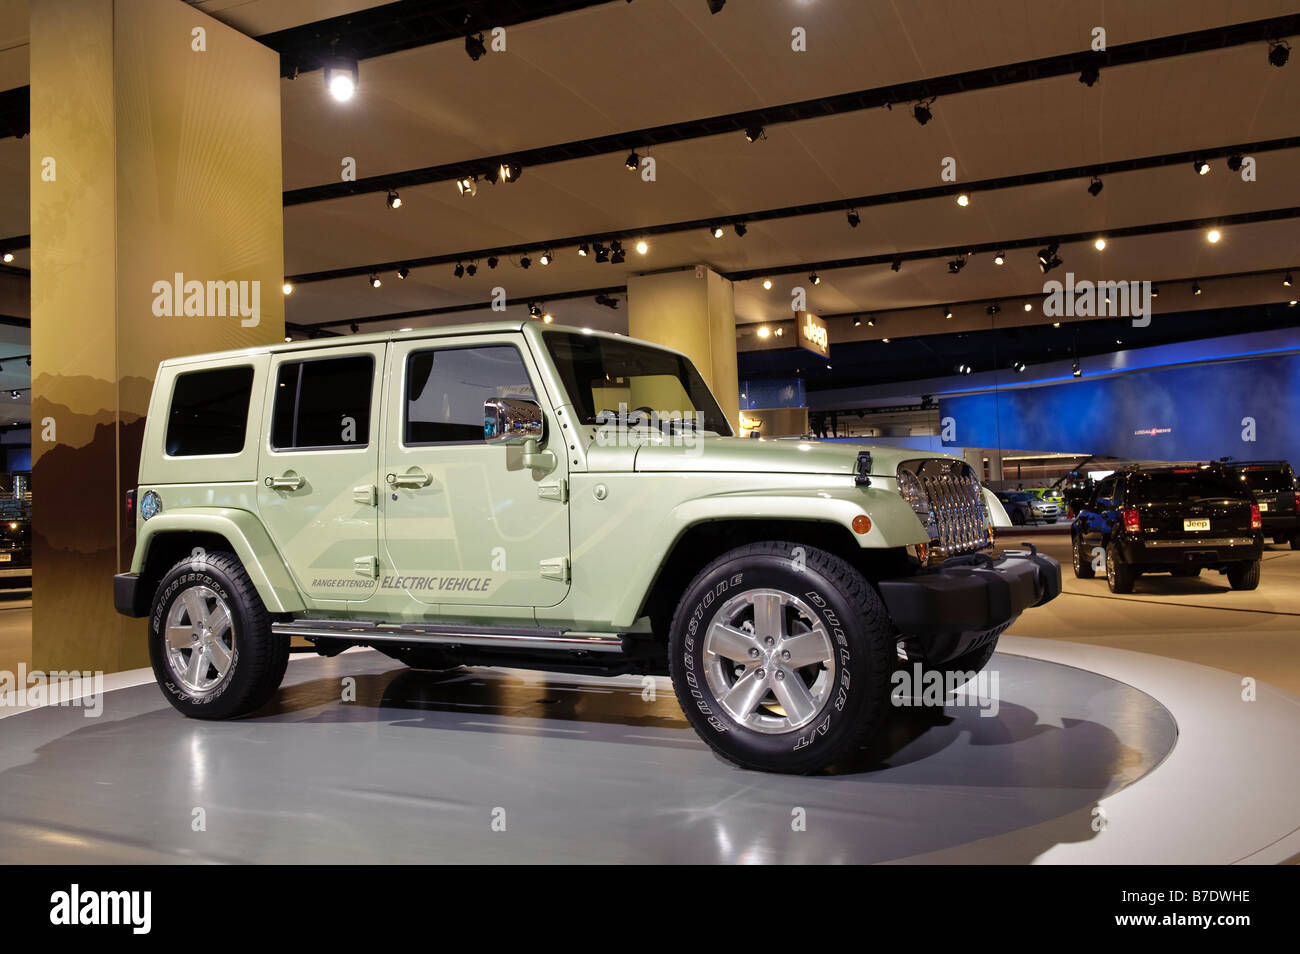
124, 489, 136, 526
1294, 492, 1299, 513
1122, 507, 1141, 532
1251, 504, 1262, 530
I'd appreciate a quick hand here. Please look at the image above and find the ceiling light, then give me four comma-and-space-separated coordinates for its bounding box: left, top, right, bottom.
528, 303, 542, 319
890, 258, 902, 272
956, 193, 970, 207
282, 282, 293, 295
774, 327, 784, 337
1094, 237, 1106, 251
397, 266, 410, 279
943, 307, 953, 320
1012, 360, 1026, 373
465, 32, 487, 61
866, 318, 875, 327
1284, 272, 1293, 287
539, 251, 552, 265
1193, 280, 1202, 295
323, 56, 358, 102
577, 244, 589, 257
757, 326, 771, 338
1072, 361, 1082, 377
707, 0, 726, 14
1206, 228, 1221, 243
636, 239, 648, 255
520, 256, 531, 269
1193, 159, 1210, 175
594, 244, 609, 263
350, 323, 359, 333
465, 263, 476, 277
711, 225, 725, 239
744, 125, 765, 143
610, 243, 626, 265
369, 274, 381, 288
1268, 40, 1290, 68
846, 209, 860, 228
734, 222, 748, 237
1079, 63, 1100, 87
810, 272, 821, 285
1151, 284, 1159, 298
386, 190, 402, 209
543, 312, 554, 324
498, 163, 522, 183
1084, 176, 1103, 197
454, 263, 465, 278
625, 152, 640, 171
1, 252, 12, 263
1052, 321, 1061, 328
1023, 301, 1033, 312
487, 256, 499, 269
912, 100, 933, 125
1290, 300, 1298, 306
1037, 242, 1062, 274
947, 257, 966, 274
853, 317, 861, 327
986, 302, 1000, 316
456, 175, 477, 197
1227, 154, 1244, 172
762, 278, 772, 290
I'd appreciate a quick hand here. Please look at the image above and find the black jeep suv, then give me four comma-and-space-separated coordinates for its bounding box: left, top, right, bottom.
1223, 460, 1299, 549
1071, 463, 1263, 593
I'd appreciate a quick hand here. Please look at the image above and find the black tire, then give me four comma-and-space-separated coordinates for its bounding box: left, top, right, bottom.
148, 550, 289, 719
1105, 541, 1135, 594
1171, 567, 1201, 578
1227, 559, 1261, 591
1072, 535, 1095, 579
667, 541, 893, 774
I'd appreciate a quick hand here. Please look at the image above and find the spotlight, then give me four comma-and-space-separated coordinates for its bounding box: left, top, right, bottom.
323, 56, 358, 102
1151, 284, 1159, 298
847, 209, 860, 228
465, 263, 476, 277
1193, 159, 1210, 175
456, 175, 477, 196
1206, 228, 1221, 244
610, 241, 626, 264
943, 307, 953, 320
1079, 63, 1100, 87
1072, 361, 1082, 378
350, 323, 360, 333
520, 256, 531, 269
625, 151, 640, 171
539, 251, 552, 265
866, 318, 875, 327
397, 266, 410, 279
912, 100, 933, 125
956, 193, 970, 207
707, 0, 726, 13
498, 163, 522, 183
774, 328, 784, 337
1023, 301, 1033, 312
636, 239, 648, 255
1284, 272, 1293, 287
986, 302, 1001, 316
853, 317, 861, 327
1094, 237, 1106, 251
1, 252, 12, 263
1227, 154, 1244, 172
528, 303, 542, 319
577, 243, 589, 257
711, 225, 725, 239
282, 282, 293, 295
1268, 40, 1290, 68
369, 274, 381, 288
757, 326, 771, 338
594, 244, 610, 263
993, 251, 1005, 266
1087, 176, 1103, 196
594, 294, 620, 310
734, 222, 747, 237
465, 32, 487, 61
888, 258, 902, 272
743, 125, 765, 143
1012, 360, 1026, 373
762, 279, 772, 290
947, 257, 966, 275
1193, 280, 1202, 295
454, 263, 465, 278
386, 190, 402, 209
543, 312, 554, 324
1037, 242, 1062, 274
487, 256, 499, 269
810, 272, 821, 285
10, 390, 18, 399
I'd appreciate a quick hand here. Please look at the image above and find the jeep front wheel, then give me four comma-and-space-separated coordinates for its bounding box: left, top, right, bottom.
667, 542, 892, 774
148, 551, 289, 719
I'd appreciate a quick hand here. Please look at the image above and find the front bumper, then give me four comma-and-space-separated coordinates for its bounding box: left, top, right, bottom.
877, 545, 1061, 665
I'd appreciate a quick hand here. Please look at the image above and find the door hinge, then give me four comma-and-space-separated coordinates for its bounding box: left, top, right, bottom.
352, 484, 378, 506
538, 478, 568, 503
539, 557, 570, 583
353, 555, 379, 578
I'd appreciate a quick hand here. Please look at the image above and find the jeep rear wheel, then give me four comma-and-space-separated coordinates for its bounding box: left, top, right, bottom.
1227, 559, 1261, 591
148, 551, 289, 719
1105, 541, 1135, 594
667, 542, 892, 774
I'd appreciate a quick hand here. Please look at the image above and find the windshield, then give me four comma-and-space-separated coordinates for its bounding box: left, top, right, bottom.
544, 331, 733, 436
1231, 468, 1295, 492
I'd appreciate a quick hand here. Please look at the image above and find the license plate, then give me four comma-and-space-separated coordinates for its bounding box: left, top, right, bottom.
1258, 502, 1270, 511
1183, 518, 1210, 532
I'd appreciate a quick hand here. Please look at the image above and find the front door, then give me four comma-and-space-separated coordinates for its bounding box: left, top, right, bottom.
256, 344, 386, 606
380, 335, 570, 608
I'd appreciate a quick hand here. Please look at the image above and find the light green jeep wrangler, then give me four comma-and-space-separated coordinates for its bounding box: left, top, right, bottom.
114, 321, 1060, 773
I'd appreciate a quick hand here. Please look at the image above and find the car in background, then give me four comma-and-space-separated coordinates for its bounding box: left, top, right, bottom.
1026, 487, 1067, 510
1071, 463, 1262, 593
995, 490, 1060, 525
0, 514, 31, 569
1223, 460, 1298, 549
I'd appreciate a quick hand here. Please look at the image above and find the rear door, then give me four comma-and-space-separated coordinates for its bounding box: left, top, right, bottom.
1131, 469, 1253, 538
256, 344, 387, 608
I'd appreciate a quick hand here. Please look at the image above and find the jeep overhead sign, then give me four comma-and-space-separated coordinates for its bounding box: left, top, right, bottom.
797, 311, 829, 358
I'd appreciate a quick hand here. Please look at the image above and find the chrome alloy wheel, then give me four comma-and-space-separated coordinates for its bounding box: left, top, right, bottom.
702, 588, 836, 735
164, 585, 236, 694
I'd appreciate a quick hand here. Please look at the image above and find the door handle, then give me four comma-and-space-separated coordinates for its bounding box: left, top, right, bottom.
387, 469, 432, 489
264, 474, 305, 491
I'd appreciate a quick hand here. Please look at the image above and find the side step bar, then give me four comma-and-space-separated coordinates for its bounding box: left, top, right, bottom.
272, 618, 626, 654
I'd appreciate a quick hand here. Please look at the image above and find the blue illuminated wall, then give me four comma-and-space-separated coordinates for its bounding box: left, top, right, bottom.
939, 353, 1300, 462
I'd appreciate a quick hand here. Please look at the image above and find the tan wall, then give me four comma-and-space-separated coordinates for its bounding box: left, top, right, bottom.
30, 0, 284, 673
627, 266, 740, 432
742, 407, 809, 439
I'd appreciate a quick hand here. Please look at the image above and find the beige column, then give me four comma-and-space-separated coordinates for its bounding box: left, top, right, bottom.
30, 0, 285, 673
627, 266, 740, 431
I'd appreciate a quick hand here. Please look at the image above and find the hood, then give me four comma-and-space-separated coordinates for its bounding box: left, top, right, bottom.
633, 437, 946, 477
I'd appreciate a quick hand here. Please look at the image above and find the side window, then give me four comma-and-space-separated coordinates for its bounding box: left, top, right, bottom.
271, 354, 374, 451
405, 345, 536, 445
1095, 476, 1115, 506
165, 365, 254, 457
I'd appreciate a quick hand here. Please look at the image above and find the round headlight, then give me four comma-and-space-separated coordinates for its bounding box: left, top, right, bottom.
139, 490, 163, 521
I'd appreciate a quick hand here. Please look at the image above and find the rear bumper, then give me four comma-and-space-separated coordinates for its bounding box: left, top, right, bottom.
1258, 512, 1298, 536
1119, 536, 1262, 565
877, 546, 1061, 665
114, 572, 149, 618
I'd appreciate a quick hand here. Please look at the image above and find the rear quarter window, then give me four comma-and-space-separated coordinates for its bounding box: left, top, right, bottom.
165, 365, 255, 457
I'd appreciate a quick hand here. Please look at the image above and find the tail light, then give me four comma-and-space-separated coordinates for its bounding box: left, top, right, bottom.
1294, 492, 1299, 513
124, 489, 136, 526
1122, 508, 1141, 532
1250, 504, 1262, 530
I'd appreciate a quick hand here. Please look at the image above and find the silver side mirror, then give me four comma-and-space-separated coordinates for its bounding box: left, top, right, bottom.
484, 398, 544, 444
